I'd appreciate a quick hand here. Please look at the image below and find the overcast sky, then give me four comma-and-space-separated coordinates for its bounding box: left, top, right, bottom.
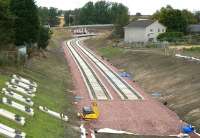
35, 0, 199, 15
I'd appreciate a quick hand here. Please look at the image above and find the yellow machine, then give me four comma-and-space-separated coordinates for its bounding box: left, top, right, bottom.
78, 101, 100, 120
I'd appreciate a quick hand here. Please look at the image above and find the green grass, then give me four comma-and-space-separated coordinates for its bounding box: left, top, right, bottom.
0, 31, 79, 138
84, 35, 124, 60
182, 47, 200, 57
183, 47, 200, 52
99, 46, 124, 59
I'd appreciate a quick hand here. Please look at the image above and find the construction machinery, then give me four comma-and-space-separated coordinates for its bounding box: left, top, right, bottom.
78, 102, 99, 120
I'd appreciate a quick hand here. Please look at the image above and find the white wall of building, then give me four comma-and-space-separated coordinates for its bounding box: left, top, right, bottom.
145, 21, 166, 42
124, 27, 146, 43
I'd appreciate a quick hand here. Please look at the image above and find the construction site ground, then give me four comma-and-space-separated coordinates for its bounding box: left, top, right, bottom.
83, 32, 200, 137
62, 37, 187, 136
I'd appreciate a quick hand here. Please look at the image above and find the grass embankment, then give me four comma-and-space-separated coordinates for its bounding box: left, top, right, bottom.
183, 47, 200, 57
169, 45, 200, 57
85, 35, 200, 131
184, 47, 200, 52
99, 46, 123, 59
0, 29, 79, 138
86, 36, 124, 60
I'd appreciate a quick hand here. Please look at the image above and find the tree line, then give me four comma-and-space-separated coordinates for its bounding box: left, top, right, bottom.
152, 5, 200, 42
153, 5, 199, 32
0, 0, 52, 51
38, 7, 62, 27
64, 1, 129, 37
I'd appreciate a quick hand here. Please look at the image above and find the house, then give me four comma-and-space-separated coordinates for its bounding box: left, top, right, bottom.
124, 19, 166, 43
187, 24, 200, 34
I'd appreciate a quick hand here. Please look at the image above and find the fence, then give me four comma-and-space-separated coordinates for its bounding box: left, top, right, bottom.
0, 50, 26, 66
120, 41, 170, 49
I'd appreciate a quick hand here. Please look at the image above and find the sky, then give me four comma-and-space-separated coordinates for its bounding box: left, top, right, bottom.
35, 0, 200, 15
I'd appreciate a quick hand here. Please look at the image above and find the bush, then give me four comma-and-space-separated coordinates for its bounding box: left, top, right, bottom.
157, 32, 184, 42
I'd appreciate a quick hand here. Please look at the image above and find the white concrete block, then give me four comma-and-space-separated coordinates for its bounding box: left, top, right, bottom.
10, 79, 36, 92
39, 106, 68, 122
6, 83, 35, 97
0, 109, 25, 125
2, 97, 34, 116
0, 123, 26, 138
2, 88, 34, 106
13, 74, 37, 87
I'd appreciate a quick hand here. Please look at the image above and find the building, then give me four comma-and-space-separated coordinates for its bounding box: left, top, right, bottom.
58, 16, 65, 27
187, 24, 200, 34
124, 19, 166, 43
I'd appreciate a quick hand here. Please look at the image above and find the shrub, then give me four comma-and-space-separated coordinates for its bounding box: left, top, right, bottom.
157, 32, 184, 42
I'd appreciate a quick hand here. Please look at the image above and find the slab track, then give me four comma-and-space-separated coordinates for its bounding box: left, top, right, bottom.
75, 38, 143, 100
66, 39, 112, 100
66, 38, 143, 100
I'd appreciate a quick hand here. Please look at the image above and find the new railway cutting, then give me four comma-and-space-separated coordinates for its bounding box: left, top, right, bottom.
66, 38, 143, 100
75, 38, 143, 100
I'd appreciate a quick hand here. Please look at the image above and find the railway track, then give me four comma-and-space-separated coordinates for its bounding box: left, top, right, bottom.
74, 38, 143, 100
66, 39, 112, 100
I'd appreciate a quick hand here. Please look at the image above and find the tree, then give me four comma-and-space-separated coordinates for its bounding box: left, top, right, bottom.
38, 7, 49, 25
64, 9, 80, 26
153, 5, 187, 32
38, 7, 61, 27
94, 1, 111, 24
182, 9, 198, 24
63, 1, 129, 37
79, 2, 95, 24
37, 26, 50, 49
72, 9, 81, 25
48, 7, 60, 27
78, 1, 112, 25
194, 11, 200, 23
10, 0, 40, 46
110, 3, 129, 37
136, 12, 142, 16
58, 10, 63, 16
0, 0, 14, 47
64, 10, 72, 26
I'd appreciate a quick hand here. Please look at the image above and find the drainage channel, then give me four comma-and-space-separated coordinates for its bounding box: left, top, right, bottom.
75, 39, 143, 100
66, 39, 111, 100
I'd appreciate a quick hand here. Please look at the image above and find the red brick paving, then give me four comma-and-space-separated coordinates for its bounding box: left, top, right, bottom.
62, 40, 199, 137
